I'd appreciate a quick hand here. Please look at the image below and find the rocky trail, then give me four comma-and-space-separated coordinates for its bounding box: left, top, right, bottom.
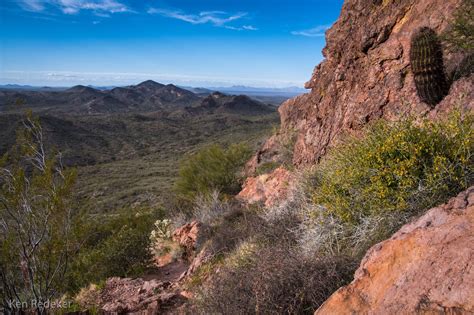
77, 221, 206, 314
142, 262, 190, 284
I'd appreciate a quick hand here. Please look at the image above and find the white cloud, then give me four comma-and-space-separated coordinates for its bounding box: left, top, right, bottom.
291, 24, 331, 37
56, 0, 129, 14
20, 0, 45, 12
93, 11, 111, 17
199, 10, 227, 16
242, 25, 257, 31
148, 8, 254, 30
223, 25, 258, 31
19, 0, 130, 15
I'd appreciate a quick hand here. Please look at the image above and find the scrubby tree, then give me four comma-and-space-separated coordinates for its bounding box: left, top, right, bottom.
66, 207, 159, 292
0, 112, 76, 313
175, 143, 252, 201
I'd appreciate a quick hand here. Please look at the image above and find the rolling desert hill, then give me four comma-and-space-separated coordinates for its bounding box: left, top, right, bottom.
0, 80, 279, 212
0, 82, 300, 107
0, 80, 201, 114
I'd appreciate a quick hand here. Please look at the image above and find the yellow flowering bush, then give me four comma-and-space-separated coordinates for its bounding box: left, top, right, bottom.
313, 110, 473, 224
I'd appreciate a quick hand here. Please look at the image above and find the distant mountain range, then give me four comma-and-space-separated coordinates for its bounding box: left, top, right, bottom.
0, 83, 306, 96
0, 80, 278, 115
0, 80, 280, 211
208, 85, 306, 95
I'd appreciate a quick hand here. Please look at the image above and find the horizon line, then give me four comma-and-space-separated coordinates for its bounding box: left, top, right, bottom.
0, 80, 308, 91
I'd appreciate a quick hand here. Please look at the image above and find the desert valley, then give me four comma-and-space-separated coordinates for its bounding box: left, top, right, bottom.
1, 0, 473, 314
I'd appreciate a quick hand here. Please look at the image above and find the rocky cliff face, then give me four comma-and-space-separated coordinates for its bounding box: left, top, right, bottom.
315, 186, 474, 314
251, 0, 473, 170
240, 0, 473, 206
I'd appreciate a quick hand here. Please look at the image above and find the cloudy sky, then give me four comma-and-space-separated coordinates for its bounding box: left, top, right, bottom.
0, 0, 343, 87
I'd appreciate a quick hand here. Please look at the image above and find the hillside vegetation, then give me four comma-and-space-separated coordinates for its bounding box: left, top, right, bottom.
185, 110, 473, 314
0, 84, 279, 213
0, 84, 279, 312
2, 0, 474, 312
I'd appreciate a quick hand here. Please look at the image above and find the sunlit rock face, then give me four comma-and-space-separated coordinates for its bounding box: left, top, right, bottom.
252, 0, 472, 171
315, 187, 474, 315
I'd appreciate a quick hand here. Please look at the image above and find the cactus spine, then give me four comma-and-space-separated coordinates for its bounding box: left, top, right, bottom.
410, 27, 449, 106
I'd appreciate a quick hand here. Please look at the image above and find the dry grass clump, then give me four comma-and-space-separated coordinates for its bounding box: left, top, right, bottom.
197, 246, 356, 315
191, 190, 233, 225
193, 199, 357, 314
74, 284, 102, 310
190, 110, 473, 314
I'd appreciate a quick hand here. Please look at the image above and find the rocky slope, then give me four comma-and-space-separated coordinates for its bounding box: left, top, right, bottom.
315, 186, 474, 314
236, 0, 474, 312
252, 0, 472, 168
237, 166, 294, 207
241, 0, 473, 205
74, 221, 209, 314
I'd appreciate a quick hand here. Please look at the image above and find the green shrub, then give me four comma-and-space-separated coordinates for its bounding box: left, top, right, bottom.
0, 113, 77, 311
313, 110, 473, 224
66, 207, 163, 293
442, 0, 474, 52
175, 143, 252, 201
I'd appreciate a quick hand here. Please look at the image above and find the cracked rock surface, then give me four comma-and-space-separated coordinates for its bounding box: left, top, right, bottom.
315, 187, 474, 315
250, 0, 473, 171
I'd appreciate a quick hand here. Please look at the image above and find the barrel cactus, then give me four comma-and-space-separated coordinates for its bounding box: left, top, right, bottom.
410, 27, 449, 106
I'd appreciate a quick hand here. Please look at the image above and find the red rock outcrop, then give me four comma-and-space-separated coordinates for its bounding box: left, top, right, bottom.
171, 221, 217, 282
237, 166, 294, 207
315, 186, 474, 314
252, 0, 473, 171
172, 220, 205, 261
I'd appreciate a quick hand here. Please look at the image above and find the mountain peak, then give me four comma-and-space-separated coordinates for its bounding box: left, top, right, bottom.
136, 80, 164, 89
67, 85, 99, 93
197, 92, 274, 114
210, 91, 226, 98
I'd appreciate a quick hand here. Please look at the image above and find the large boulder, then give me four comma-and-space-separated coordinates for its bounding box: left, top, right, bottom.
315, 187, 474, 314
237, 166, 294, 207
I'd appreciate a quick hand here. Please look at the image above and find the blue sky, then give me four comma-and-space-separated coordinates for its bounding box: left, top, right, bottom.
0, 0, 344, 87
